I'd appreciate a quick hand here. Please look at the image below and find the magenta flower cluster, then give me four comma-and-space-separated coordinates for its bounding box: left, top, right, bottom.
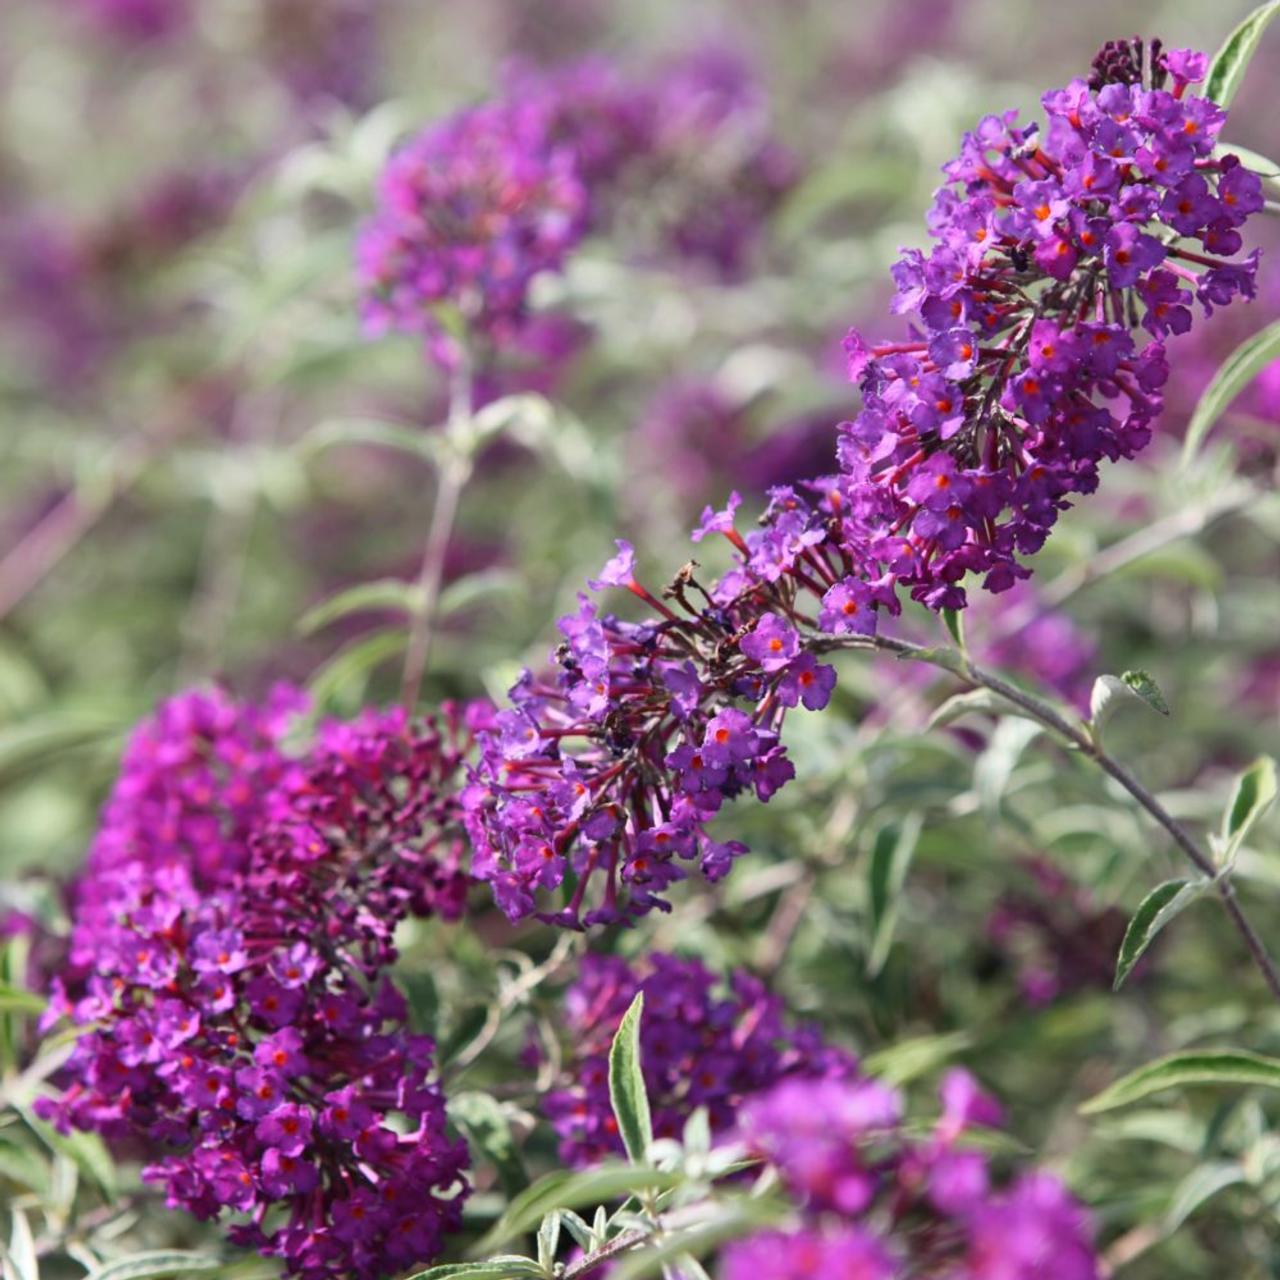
356, 101, 587, 360
838, 42, 1260, 610
461, 522, 844, 925
509, 47, 797, 277
462, 46, 1264, 928
357, 48, 795, 363
722, 1071, 1099, 1279
539, 952, 851, 1166
39, 688, 477, 1280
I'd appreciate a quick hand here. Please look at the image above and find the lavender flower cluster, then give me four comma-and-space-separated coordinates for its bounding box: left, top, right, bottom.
357, 49, 795, 361
39, 688, 477, 1280
462, 45, 1265, 928
722, 1071, 1099, 1279
539, 952, 851, 1166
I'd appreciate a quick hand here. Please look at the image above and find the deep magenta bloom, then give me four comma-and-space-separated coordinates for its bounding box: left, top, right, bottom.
720, 1228, 898, 1280
539, 953, 852, 1166
732, 1073, 1100, 1278
39, 691, 481, 1280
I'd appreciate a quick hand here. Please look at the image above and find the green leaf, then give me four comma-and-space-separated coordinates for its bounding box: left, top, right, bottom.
1121, 670, 1170, 716
608, 994, 652, 1166
609, 1200, 783, 1280
940, 607, 966, 653
864, 1031, 972, 1087
927, 688, 1037, 729
403, 1260, 545, 1280
306, 628, 407, 713
536, 1213, 561, 1271
7, 1206, 37, 1280
437, 569, 524, 619
1205, 1, 1280, 106
1164, 1161, 1248, 1233
1090, 671, 1169, 738
473, 1166, 679, 1255
298, 417, 434, 464
86, 1252, 223, 1280
0, 985, 46, 1016
1221, 757, 1278, 866
0, 710, 124, 783
298, 579, 420, 635
1180, 319, 1280, 468
1113, 879, 1205, 990
18, 1103, 117, 1199
0, 1137, 52, 1196
449, 1092, 528, 1198
866, 815, 922, 977
1080, 1050, 1280, 1114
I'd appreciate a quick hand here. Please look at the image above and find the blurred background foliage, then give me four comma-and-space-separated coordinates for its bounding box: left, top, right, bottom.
1, 0, 1279, 1276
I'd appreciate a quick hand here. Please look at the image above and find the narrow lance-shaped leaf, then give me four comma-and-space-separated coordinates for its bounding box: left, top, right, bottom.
1163, 1162, 1249, 1233
1113, 879, 1205, 990
1205, 1, 1280, 107
1080, 1050, 1280, 1115
472, 1166, 680, 1255
1180, 319, 1280, 468
297, 578, 422, 636
403, 1259, 546, 1280
609, 993, 653, 1166
1219, 757, 1278, 867
866, 815, 923, 977
941, 607, 966, 653
87, 1252, 223, 1280
1090, 670, 1169, 740
1121, 670, 1170, 716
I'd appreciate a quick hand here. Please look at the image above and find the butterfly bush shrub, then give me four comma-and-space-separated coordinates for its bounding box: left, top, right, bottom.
4, 9, 1280, 1280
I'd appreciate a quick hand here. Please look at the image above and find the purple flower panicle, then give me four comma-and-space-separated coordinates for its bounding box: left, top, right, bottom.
40, 691, 480, 1280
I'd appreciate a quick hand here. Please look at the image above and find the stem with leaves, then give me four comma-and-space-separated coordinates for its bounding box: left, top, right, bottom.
824, 632, 1280, 1005
401, 351, 476, 708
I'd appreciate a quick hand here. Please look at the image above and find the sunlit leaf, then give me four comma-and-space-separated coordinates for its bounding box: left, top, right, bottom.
86, 1251, 222, 1280
1113, 879, 1205, 990
403, 1259, 545, 1280
1180, 319, 1280, 467
866, 815, 922, 977
1220, 757, 1278, 867
1081, 1050, 1280, 1114
1205, 1, 1280, 106
297, 579, 419, 635
609, 994, 652, 1166
473, 1166, 679, 1255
